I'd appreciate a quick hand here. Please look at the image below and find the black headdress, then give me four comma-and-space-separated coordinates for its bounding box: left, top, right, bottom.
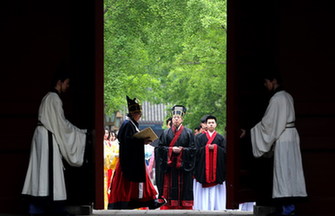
126, 96, 141, 114
171, 105, 186, 116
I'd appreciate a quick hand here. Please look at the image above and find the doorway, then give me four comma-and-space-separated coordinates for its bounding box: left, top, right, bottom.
102, 0, 228, 211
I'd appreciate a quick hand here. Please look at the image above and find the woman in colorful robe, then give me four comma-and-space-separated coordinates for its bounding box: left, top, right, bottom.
104, 129, 119, 209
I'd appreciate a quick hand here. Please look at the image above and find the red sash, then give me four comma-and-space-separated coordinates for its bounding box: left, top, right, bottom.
204, 131, 217, 186
167, 125, 184, 168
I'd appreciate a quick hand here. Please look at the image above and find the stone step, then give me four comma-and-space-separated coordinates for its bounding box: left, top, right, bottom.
66, 205, 254, 216
84, 210, 253, 216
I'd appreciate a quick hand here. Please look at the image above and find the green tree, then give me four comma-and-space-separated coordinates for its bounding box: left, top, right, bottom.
104, 0, 161, 114
104, 0, 227, 133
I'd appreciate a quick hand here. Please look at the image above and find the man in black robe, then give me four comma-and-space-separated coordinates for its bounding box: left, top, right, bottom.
155, 105, 196, 209
108, 96, 166, 209
193, 115, 227, 210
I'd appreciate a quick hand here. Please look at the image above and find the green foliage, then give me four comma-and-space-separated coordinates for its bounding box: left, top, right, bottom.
104, 0, 227, 134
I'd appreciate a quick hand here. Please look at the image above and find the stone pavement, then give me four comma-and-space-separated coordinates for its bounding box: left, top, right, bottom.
67, 205, 256, 216
88, 209, 253, 216
0, 206, 255, 216
0, 210, 253, 216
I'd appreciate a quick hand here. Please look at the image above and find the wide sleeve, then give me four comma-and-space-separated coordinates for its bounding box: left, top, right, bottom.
181, 129, 196, 172
155, 130, 170, 196
215, 135, 226, 183
250, 94, 288, 157
193, 134, 206, 182
39, 93, 87, 167
155, 129, 170, 172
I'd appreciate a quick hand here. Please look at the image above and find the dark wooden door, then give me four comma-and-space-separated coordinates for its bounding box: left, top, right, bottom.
226, 1, 335, 215
226, 0, 280, 208
0, 0, 103, 213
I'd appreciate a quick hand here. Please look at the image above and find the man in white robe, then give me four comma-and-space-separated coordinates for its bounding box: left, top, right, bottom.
22, 71, 87, 215
249, 74, 307, 216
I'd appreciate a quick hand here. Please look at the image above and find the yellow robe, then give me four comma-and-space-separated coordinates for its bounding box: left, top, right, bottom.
104, 139, 119, 209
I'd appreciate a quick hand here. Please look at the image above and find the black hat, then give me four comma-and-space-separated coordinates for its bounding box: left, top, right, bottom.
172, 105, 186, 116
201, 114, 210, 123
126, 96, 141, 114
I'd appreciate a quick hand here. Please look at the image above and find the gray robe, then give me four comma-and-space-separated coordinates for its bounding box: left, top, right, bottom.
251, 90, 307, 198
22, 92, 86, 201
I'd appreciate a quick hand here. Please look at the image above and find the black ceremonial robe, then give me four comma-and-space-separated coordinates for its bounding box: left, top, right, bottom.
108, 118, 157, 209
118, 119, 146, 182
155, 125, 196, 208
193, 132, 226, 186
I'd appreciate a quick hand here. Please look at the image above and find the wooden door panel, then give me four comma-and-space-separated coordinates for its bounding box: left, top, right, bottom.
227, 1, 335, 215
0, 0, 100, 213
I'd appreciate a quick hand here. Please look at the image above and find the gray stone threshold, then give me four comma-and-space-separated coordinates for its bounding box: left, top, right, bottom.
91, 209, 253, 216
0, 210, 253, 216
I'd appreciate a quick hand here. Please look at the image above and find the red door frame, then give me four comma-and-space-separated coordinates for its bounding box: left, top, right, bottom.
94, 0, 105, 210
92, 0, 243, 210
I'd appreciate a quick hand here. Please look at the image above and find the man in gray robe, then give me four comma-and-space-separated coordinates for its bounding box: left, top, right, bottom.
248, 73, 307, 216
22, 70, 87, 215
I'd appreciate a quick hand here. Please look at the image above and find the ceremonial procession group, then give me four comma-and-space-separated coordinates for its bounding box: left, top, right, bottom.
21, 69, 307, 216
104, 97, 231, 211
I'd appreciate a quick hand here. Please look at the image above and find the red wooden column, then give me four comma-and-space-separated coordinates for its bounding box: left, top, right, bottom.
94, 0, 105, 210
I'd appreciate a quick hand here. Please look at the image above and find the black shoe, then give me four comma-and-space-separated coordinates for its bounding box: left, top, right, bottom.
148, 197, 167, 209
48, 213, 75, 216
267, 211, 296, 216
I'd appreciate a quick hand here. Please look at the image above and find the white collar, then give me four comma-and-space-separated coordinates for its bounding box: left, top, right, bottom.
208, 130, 215, 137
126, 116, 140, 132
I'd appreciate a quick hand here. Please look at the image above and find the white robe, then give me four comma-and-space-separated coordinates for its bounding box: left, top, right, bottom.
193, 179, 227, 210
22, 92, 87, 201
251, 90, 307, 198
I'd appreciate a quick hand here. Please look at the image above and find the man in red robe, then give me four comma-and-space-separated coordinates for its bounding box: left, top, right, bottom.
155, 105, 196, 209
193, 115, 227, 210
